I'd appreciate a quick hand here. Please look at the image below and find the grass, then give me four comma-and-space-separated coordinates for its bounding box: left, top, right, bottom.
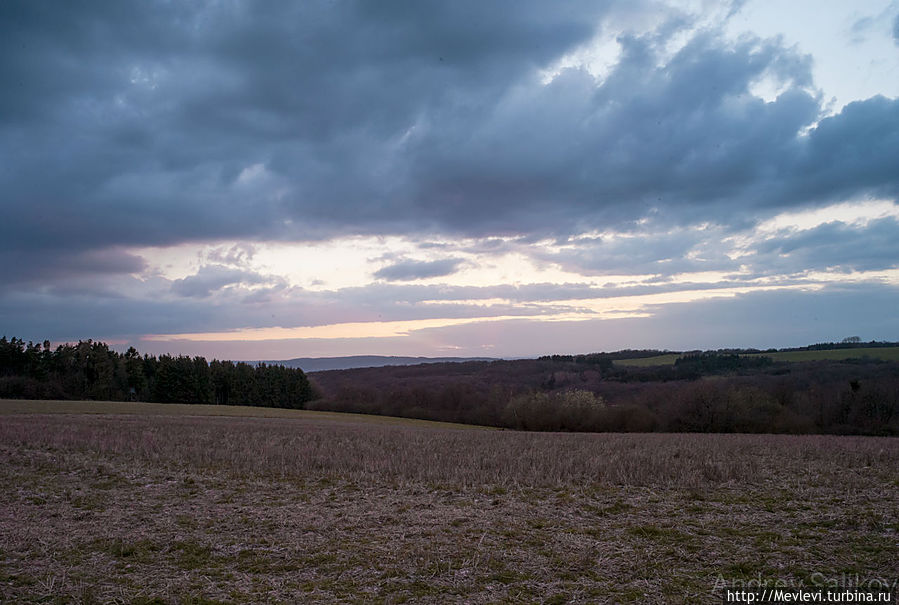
0, 404, 897, 603
613, 346, 899, 366
613, 354, 681, 367
746, 347, 899, 363
0, 398, 490, 430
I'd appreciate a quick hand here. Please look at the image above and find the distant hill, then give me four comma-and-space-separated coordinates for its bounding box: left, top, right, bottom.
263, 355, 497, 372
305, 348, 899, 435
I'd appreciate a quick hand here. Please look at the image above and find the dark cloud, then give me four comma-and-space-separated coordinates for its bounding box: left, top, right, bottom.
410, 33, 819, 227
0, 287, 209, 341
4, 0, 897, 277
530, 227, 739, 276
0, 247, 146, 285
533, 214, 899, 279
752, 217, 899, 274
373, 258, 465, 281
0, 1, 604, 257
794, 97, 899, 205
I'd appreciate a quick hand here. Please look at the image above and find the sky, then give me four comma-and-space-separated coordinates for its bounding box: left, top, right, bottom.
2, 0, 899, 360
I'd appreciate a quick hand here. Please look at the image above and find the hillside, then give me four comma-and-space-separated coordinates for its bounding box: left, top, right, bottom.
263, 355, 496, 372
615, 343, 899, 367
309, 347, 899, 435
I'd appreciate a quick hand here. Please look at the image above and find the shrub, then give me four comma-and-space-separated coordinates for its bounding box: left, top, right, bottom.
503, 389, 606, 432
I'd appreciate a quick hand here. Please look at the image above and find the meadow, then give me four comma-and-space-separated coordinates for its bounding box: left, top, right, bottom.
613, 346, 899, 367
0, 399, 485, 430
1, 400, 897, 603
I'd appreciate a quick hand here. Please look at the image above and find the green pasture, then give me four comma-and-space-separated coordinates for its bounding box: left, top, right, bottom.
613, 347, 899, 367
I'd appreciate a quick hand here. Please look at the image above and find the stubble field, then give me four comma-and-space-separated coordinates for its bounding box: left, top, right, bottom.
0, 400, 897, 603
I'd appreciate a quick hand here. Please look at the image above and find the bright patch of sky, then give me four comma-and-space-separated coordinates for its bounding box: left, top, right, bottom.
541, 0, 899, 110
726, 0, 899, 110
755, 199, 899, 232
132, 196, 899, 351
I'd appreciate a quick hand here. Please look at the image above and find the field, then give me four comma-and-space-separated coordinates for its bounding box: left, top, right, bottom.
751, 347, 899, 363
0, 399, 486, 430
612, 354, 681, 367
1, 400, 897, 603
613, 346, 899, 367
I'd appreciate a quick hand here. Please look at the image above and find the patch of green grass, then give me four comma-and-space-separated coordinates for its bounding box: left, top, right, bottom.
92, 537, 161, 564
627, 524, 695, 545
0, 572, 37, 587
175, 514, 199, 529
232, 549, 305, 574
590, 499, 632, 516
178, 596, 229, 605
488, 569, 529, 585
748, 347, 899, 363
720, 561, 774, 579
91, 476, 127, 490
67, 493, 106, 511
612, 346, 899, 366
614, 587, 654, 602
171, 540, 214, 570
613, 354, 681, 367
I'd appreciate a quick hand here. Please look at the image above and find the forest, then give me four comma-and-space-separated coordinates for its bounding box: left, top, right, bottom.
2, 336, 898, 435
0, 337, 315, 409
308, 348, 899, 436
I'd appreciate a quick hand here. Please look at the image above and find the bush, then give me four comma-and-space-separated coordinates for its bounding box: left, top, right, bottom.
503, 389, 606, 431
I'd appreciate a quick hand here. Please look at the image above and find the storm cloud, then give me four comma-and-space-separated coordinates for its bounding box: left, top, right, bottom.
2, 0, 898, 355
3, 2, 897, 256
752, 217, 899, 274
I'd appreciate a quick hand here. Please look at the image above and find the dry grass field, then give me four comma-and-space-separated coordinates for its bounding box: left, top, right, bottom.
1, 400, 897, 603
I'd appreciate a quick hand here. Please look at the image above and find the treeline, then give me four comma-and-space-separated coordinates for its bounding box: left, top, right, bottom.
689, 339, 899, 355
539, 349, 677, 365
310, 355, 899, 436
781, 339, 899, 352
0, 337, 315, 409
610, 340, 899, 357
674, 352, 773, 375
